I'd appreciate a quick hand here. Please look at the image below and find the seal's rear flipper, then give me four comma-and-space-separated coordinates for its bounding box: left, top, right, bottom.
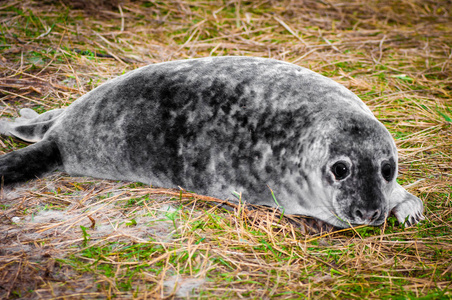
0, 108, 64, 143
0, 140, 62, 184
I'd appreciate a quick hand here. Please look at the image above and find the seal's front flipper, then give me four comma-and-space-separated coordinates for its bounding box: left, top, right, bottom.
389, 182, 425, 226
0, 140, 62, 184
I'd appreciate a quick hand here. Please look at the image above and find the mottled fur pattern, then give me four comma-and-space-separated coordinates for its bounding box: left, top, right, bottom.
0, 57, 424, 228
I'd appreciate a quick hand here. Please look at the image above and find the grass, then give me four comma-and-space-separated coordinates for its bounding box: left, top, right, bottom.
0, 0, 451, 298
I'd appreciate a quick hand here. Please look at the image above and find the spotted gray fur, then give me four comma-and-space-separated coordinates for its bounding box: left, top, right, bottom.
0, 57, 424, 228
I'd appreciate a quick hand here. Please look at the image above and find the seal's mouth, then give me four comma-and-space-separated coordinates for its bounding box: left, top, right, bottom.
347, 213, 388, 227
350, 219, 385, 227
328, 208, 388, 228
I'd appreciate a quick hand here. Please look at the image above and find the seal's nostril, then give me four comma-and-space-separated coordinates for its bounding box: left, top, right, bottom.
355, 209, 363, 219
371, 210, 380, 221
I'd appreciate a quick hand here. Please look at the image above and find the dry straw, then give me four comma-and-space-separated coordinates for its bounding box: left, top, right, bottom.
0, 0, 451, 298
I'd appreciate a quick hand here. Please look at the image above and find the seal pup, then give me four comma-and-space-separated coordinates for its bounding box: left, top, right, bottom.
0, 57, 424, 228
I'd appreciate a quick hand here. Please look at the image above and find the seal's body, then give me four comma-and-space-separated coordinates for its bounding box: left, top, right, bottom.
0, 57, 424, 228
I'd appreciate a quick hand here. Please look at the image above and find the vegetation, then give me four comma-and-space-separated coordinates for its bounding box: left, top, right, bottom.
0, 0, 451, 298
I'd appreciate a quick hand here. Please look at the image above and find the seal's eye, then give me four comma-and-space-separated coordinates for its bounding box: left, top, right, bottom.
331, 162, 349, 180
381, 162, 393, 181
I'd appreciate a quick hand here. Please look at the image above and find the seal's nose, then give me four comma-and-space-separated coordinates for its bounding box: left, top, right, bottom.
353, 207, 381, 224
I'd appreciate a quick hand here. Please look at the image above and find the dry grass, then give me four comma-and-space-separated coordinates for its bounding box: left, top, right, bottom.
0, 0, 451, 298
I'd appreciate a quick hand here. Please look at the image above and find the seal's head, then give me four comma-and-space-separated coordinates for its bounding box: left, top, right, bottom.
321, 111, 398, 227
282, 108, 399, 228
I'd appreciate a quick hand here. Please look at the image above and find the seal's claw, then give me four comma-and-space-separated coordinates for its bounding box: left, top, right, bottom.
389, 182, 424, 227
391, 195, 424, 227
